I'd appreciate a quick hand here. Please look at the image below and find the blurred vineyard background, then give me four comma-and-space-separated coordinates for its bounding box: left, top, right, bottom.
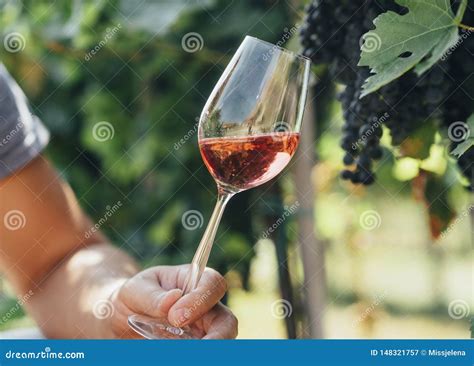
0, 0, 472, 339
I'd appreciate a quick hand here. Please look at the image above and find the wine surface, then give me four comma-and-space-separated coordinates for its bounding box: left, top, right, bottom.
199, 132, 300, 191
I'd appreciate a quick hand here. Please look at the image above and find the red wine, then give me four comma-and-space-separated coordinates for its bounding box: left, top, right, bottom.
199, 132, 300, 191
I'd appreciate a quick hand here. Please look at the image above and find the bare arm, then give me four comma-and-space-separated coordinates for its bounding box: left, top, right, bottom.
0, 156, 138, 337
0, 156, 237, 339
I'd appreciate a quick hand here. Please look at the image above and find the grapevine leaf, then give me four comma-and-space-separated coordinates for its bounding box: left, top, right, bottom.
451, 139, 474, 157
468, 114, 474, 131
451, 114, 474, 157
412, 170, 456, 240
359, 0, 460, 97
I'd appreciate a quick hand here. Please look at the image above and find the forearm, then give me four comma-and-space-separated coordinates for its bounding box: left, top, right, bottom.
0, 156, 139, 337
25, 242, 139, 338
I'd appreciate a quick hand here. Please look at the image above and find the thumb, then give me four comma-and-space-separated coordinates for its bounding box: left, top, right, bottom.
120, 276, 183, 318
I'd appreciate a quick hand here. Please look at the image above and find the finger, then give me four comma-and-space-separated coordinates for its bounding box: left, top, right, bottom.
168, 268, 227, 326
129, 287, 183, 319
120, 271, 183, 318
202, 304, 238, 339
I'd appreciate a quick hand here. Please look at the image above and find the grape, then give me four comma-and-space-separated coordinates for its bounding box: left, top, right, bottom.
300, 0, 473, 188
335, 67, 388, 185
300, 0, 362, 66
343, 153, 355, 166
340, 169, 354, 180
358, 153, 372, 169
368, 146, 383, 160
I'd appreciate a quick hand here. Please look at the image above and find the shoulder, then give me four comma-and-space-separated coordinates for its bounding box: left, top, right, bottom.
0, 64, 49, 179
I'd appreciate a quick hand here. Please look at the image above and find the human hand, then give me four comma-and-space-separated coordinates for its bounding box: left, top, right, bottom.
104, 265, 238, 339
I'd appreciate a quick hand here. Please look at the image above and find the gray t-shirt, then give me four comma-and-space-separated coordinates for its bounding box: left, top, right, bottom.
0, 64, 49, 179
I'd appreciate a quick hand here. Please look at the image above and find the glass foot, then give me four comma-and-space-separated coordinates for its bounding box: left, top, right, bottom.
128, 314, 198, 339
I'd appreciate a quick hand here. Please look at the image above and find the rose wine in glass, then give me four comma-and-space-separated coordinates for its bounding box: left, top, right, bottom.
200, 133, 300, 191
129, 36, 310, 339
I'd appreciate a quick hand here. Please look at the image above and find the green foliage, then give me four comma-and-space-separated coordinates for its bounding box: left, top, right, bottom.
451, 114, 474, 157
0, 0, 297, 283
117, 0, 213, 35
359, 0, 462, 97
0, 297, 25, 329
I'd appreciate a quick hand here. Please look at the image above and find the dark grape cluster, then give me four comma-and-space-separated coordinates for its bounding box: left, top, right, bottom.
300, 0, 473, 189
337, 69, 384, 185
299, 0, 361, 66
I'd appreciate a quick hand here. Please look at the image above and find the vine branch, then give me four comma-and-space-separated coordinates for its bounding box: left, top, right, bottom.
455, 0, 473, 31
458, 23, 474, 31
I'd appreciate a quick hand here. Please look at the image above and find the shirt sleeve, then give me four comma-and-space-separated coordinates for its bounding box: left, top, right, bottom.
0, 63, 49, 179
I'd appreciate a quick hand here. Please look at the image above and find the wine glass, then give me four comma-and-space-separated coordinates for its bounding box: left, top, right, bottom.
128, 36, 311, 339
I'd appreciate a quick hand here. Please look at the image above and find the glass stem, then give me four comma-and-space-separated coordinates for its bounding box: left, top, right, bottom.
182, 188, 234, 295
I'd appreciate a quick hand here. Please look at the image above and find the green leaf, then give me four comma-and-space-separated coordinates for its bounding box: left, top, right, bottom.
451, 114, 474, 157
451, 139, 474, 157
466, 113, 474, 135
359, 0, 461, 97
